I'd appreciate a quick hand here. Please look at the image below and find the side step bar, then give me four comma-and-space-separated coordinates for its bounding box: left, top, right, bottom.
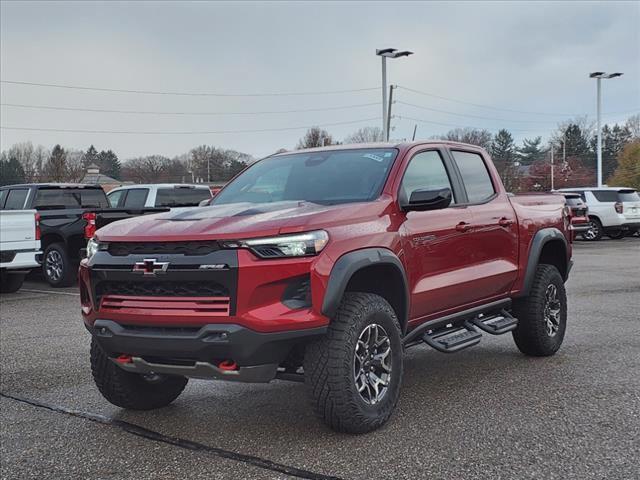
421, 311, 519, 354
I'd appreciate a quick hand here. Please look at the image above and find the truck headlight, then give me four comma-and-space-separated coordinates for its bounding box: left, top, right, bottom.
224, 230, 329, 259
86, 238, 100, 259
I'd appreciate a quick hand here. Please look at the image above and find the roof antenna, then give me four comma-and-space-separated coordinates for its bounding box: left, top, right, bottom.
412, 124, 417, 141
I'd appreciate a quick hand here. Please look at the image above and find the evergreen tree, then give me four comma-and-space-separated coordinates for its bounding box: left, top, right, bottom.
0, 153, 26, 186
43, 145, 67, 181
560, 123, 593, 167
84, 145, 99, 168
490, 129, 517, 165
517, 137, 544, 164
97, 149, 121, 179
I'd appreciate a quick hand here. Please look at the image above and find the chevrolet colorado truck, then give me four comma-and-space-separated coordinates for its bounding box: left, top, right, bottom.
80, 142, 573, 433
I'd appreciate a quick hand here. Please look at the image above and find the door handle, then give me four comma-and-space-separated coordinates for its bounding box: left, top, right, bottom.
498, 217, 514, 227
455, 221, 472, 232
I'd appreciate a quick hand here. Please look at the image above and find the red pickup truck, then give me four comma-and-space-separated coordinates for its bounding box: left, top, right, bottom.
80, 142, 572, 433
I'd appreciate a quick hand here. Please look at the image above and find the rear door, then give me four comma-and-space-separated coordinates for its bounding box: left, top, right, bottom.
448, 149, 519, 300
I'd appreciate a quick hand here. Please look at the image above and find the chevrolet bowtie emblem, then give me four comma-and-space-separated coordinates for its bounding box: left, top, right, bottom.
132, 258, 169, 275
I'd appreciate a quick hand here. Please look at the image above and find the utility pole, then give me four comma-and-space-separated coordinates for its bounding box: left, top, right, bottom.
207, 158, 210, 183
589, 72, 623, 187
551, 146, 555, 191
376, 48, 413, 141
386, 85, 395, 141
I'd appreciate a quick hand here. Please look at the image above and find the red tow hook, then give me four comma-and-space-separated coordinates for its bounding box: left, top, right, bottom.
116, 354, 133, 364
218, 360, 238, 371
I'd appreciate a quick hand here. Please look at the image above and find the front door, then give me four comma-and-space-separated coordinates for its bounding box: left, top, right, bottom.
398, 149, 477, 320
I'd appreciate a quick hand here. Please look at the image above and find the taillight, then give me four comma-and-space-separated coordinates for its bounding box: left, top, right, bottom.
35, 213, 41, 241
614, 202, 623, 214
83, 212, 97, 239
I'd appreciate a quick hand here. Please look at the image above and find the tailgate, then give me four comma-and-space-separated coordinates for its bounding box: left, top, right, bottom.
0, 210, 38, 250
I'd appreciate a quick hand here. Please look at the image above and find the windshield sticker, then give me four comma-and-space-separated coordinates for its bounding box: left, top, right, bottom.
363, 153, 384, 162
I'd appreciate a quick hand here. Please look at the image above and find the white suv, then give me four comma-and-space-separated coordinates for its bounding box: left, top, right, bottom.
558, 187, 640, 240
107, 184, 212, 209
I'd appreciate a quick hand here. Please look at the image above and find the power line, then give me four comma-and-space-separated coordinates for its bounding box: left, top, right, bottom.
398, 85, 585, 117
396, 115, 538, 133
397, 100, 640, 124
0, 117, 381, 135
0, 80, 379, 97
0, 101, 379, 116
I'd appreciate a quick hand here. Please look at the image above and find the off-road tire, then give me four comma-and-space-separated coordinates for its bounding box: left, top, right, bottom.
0, 272, 26, 293
43, 242, 75, 287
304, 292, 404, 434
512, 264, 567, 357
581, 217, 603, 241
90, 338, 188, 410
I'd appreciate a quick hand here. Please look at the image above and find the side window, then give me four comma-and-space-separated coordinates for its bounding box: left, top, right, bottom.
400, 151, 454, 204
122, 189, 148, 208
451, 151, 495, 203
0, 190, 7, 208
107, 190, 125, 208
4, 189, 30, 210
592, 191, 619, 202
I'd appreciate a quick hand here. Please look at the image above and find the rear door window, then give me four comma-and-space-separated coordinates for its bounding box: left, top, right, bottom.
450, 151, 496, 203
155, 188, 211, 207
122, 189, 148, 208
107, 190, 125, 208
592, 191, 620, 202
3, 189, 29, 210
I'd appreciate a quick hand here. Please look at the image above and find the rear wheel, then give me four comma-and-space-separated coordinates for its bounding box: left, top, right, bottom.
90, 339, 188, 410
0, 271, 26, 293
304, 292, 403, 433
606, 230, 625, 240
43, 243, 75, 287
512, 264, 567, 356
581, 218, 603, 241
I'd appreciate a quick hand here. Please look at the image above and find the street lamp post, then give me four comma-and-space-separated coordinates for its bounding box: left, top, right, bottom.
589, 72, 623, 187
376, 48, 413, 141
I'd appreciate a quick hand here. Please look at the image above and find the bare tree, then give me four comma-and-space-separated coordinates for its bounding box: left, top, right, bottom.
121, 155, 171, 183
344, 126, 384, 144
3, 142, 48, 181
296, 127, 335, 149
66, 150, 86, 182
437, 128, 493, 149
626, 114, 640, 141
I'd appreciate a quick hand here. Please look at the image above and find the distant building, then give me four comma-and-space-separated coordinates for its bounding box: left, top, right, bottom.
80, 164, 126, 192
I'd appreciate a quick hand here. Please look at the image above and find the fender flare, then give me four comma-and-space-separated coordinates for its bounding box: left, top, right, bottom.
321, 248, 409, 329
517, 227, 569, 297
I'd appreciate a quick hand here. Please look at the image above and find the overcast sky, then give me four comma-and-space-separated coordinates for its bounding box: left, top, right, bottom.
1, 0, 639, 160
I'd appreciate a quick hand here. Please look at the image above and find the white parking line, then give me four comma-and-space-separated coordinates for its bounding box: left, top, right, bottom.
20, 289, 80, 297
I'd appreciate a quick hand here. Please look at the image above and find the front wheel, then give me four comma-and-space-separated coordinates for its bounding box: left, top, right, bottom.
90, 339, 188, 410
512, 264, 567, 356
304, 292, 404, 433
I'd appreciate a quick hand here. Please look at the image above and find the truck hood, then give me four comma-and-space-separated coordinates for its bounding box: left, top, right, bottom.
95, 200, 388, 242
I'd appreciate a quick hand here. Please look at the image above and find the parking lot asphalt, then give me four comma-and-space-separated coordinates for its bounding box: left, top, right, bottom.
1, 238, 639, 480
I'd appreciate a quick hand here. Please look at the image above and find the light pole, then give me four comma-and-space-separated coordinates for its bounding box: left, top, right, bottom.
376, 48, 413, 140
589, 71, 623, 187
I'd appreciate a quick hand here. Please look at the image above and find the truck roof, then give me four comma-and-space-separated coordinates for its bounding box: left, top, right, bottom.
274, 140, 487, 156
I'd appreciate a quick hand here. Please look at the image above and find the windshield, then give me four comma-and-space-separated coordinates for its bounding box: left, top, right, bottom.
213, 148, 398, 206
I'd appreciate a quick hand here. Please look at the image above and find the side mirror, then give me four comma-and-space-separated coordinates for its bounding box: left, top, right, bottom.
404, 188, 452, 211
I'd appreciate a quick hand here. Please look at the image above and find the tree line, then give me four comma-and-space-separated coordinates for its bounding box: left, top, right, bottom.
1, 114, 639, 189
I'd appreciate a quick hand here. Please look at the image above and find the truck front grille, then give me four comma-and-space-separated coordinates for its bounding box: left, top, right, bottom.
96, 280, 228, 299
107, 241, 220, 256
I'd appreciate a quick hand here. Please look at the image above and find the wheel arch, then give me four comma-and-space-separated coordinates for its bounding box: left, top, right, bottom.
321, 248, 409, 333
516, 228, 570, 298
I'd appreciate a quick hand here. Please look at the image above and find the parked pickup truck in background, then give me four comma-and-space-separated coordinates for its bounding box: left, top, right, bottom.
81, 142, 573, 433
0, 208, 41, 293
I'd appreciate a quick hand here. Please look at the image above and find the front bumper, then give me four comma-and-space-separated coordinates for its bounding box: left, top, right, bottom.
88, 319, 326, 382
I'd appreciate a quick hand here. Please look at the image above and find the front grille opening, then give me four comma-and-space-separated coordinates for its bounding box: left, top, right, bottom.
96, 281, 228, 299
108, 241, 220, 256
